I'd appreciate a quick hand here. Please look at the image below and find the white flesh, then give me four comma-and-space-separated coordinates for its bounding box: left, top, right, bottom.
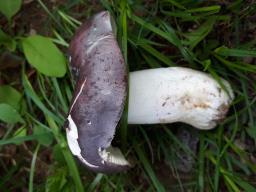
98, 146, 130, 166
66, 115, 129, 166
66, 115, 99, 168
128, 67, 234, 130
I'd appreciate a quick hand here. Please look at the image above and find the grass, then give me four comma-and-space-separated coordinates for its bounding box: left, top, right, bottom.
0, 0, 256, 191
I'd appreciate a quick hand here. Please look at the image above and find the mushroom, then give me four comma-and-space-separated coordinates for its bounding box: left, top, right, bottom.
65, 11, 234, 173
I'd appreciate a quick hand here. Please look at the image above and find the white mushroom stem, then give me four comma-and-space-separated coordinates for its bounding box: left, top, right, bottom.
128, 67, 234, 130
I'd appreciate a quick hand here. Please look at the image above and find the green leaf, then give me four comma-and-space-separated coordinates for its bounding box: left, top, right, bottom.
0, 29, 16, 51
13, 126, 27, 145
0, 0, 22, 21
0, 103, 23, 124
21, 35, 67, 77
33, 125, 53, 146
0, 85, 22, 111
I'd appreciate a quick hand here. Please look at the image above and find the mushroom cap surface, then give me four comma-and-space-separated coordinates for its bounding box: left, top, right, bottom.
66, 11, 129, 173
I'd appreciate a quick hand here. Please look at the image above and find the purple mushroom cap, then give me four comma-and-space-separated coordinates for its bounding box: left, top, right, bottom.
66, 11, 129, 173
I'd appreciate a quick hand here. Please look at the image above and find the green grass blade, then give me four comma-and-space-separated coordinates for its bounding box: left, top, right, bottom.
22, 71, 63, 124
163, 126, 196, 158
0, 134, 48, 145
87, 174, 104, 192
215, 46, 256, 57
134, 143, 166, 192
51, 78, 69, 113
213, 54, 256, 73
118, 0, 129, 150
198, 132, 205, 192
29, 144, 40, 192
183, 17, 216, 49
185, 6, 221, 13
233, 177, 256, 191
130, 14, 181, 48
139, 43, 175, 66
46, 116, 84, 192
162, 0, 186, 10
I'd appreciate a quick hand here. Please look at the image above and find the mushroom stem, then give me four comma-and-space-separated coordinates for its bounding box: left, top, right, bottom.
128, 67, 234, 130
